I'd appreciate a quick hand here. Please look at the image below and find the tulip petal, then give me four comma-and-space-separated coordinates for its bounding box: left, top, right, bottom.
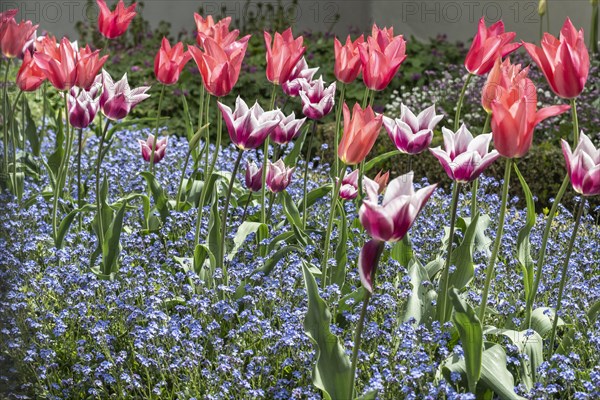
358, 239, 385, 293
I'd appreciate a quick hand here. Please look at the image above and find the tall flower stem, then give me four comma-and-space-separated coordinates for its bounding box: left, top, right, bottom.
302, 120, 318, 229
321, 164, 346, 289
219, 148, 244, 286
77, 127, 84, 229
470, 112, 491, 217
261, 84, 277, 225
547, 199, 584, 354
9, 90, 23, 198
52, 92, 73, 239
40, 82, 48, 144
203, 95, 212, 178
2, 60, 10, 179
436, 181, 461, 323
525, 98, 579, 327
454, 73, 473, 131
197, 84, 205, 132
333, 83, 345, 177
94, 118, 111, 245
349, 240, 384, 398
175, 143, 196, 211
591, 0, 599, 54
478, 158, 512, 322
149, 84, 166, 173
240, 194, 253, 224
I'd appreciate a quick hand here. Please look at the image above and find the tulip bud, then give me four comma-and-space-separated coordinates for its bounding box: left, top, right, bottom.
138, 135, 168, 164
245, 161, 263, 192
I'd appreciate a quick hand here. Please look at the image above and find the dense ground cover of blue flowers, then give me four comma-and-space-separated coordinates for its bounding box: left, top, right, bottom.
1, 128, 599, 399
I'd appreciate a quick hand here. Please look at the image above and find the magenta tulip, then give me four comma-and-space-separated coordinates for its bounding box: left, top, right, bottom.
68, 77, 102, 129
271, 111, 306, 145
245, 161, 263, 192
562, 132, 600, 196
282, 57, 319, 97
299, 76, 336, 120
139, 134, 168, 164
266, 159, 294, 193
383, 104, 443, 155
100, 69, 151, 121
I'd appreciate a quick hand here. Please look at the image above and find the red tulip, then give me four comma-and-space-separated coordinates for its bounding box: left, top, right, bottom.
464, 17, 521, 75
359, 24, 407, 91
523, 18, 590, 99
33, 37, 78, 90
264, 28, 305, 85
338, 103, 383, 165
0, 8, 18, 44
481, 57, 530, 113
154, 37, 191, 85
334, 34, 364, 84
189, 36, 248, 97
16, 51, 46, 92
76, 44, 108, 90
97, 0, 137, 39
0, 17, 37, 58
491, 77, 570, 158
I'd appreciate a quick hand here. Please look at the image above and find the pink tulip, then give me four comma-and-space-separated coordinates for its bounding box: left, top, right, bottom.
271, 111, 306, 145
218, 96, 281, 150
138, 134, 168, 164
523, 17, 590, 99
359, 24, 407, 91
334, 34, 364, 84
76, 44, 108, 90
429, 125, 500, 182
464, 17, 521, 75
561, 132, 600, 196
154, 37, 191, 86
100, 69, 151, 121
97, 0, 137, 39
193, 15, 249, 49
245, 161, 263, 192
16, 51, 46, 92
0, 17, 37, 59
282, 57, 319, 97
338, 103, 383, 165
373, 170, 390, 194
339, 169, 360, 200
481, 57, 530, 113
264, 28, 305, 85
68, 78, 102, 129
266, 159, 294, 193
383, 104, 443, 155
299, 76, 336, 120
33, 37, 78, 90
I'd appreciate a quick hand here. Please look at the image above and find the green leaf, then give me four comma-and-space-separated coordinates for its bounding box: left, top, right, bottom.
356, 390, 378, 400
284, 126, 308, 166
301, 262, 353, 400
332, 201, 347, 289
180, 93, 194, 140
404, 258, 436, 325
207, 190, 222, 268
513, 164, 536, 305
449, 288, 483, 394
140, 171, 170, 223
55, 203, 96, 249
228, 221, 268, 261
279, 191, 310, 247
252, 245, 303, 276
530, 307, 565, 338
104, 117, 163, 143
558, 300, 600, 354
391, 235, 413, 268
23, 98, 40, 156
194, 243, 216, 286
101, 200, 127, 275
46, 110, 64, 187
363, 150, 401, 173
297, 184, 333, 213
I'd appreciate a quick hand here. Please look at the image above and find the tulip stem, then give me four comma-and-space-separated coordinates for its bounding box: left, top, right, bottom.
2, 60, 9, 182
333, 83, 345, 178
321, 165, 346, 289
478, 157, 512, 322
470, 113, 491, 218
349, 240, 384, 398
197, 84, 205, 133
361, 87, 370, 108
175, 140, 201, 212
240, 193, 253, 224
149, 84, 166, 174
77, 128, 83, 230
548, 198, 584, 355
266, 191, 277, 221
203, 94, 211, 179
454, 73, 473, 131
261, 85, 278, 225
94, 118, 111, 246
525, 98, 580, 328
9, 90, 23, 199
437, 181, 461, 323
40, 82, 47, 144
591, 1, 599, 54
52, 92, 73, 240
220, 147, 244, 287
302, 120, 318, 229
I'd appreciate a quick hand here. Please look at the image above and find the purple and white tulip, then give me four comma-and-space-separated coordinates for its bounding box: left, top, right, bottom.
266, 159, 294, 193
383, 104, 443, 155
271, 111, 306, 145
282, 57, 319, 97
562, 132, 600, 196
245, 161, 263, 192
138, 134, 168, 164
68, 76, 102, 129
299, 76, 336, 120
100, 69, 151, 121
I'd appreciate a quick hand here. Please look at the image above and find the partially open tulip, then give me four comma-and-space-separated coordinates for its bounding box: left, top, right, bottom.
299, 76, 336, 120
491, 77, 570, 158
0, 17, 37, 58
338, 103, 383, 165
16, 51, 46, 92
383, 104, 443, 155
282, 57, 319, 97
218, 96, 281, 150
138, 134, 168, 164
264, 28, 305, 85
430, 125, 500, 182
76, 44, 108, 90
271, 111, 306, 145
334, 34, 364, 84
523, 18, 590, 99
339, 169, 360, 200
245, 161, 263, 192
373, 170, 390, 194
266, 159, 294, 193
68, 79, 101, 128
154, 37, 191, 85
464, 17, 521, 75
562, 132, 600, 196
359, 24, 407, 91
189, 36, 248, 97
358, 173, 437, 292
100, 69, 151, 121
97, 0, 137, 39
33, 37, 78, 90
194, 14, 247, 49
481, 57, 530, 113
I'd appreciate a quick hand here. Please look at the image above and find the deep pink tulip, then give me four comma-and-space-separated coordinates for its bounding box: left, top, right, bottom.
0, 17, 37, 59
338, 103, 383, 165
245, 161, 263, 192
523, 18, 590, 99
481, 57, 530, 113
100, 69, 151, 121
299, 76, 336, 120
383, 104, 443, 155
33, 37, 78, 90
193, 14, 249, 49
97, 0, 137, 39
218, 96, 281, 150
429, 125, 500, 182
68, 79, 102, 129
339, 169, 359, 200
464, 17, 521, 75
76, 44, 108, 90
264, 28, 305, 85
16, 51, 46, 92
282, 57, 319, 97
138, 134, 168, 164
154, 37, 191, 85
373, 170, 390, 194
271, 111, 306, 145
266, 159, 294, 193
561, 133, 600, 196
334, 34, 364, 84
358, 24, 407, 91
